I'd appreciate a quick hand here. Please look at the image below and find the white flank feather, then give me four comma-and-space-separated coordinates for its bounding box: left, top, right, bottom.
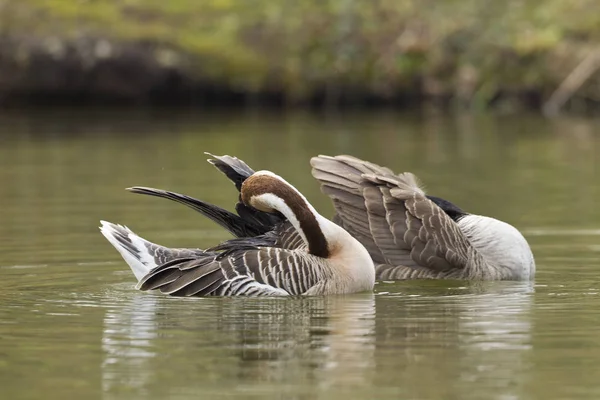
458, 215, 536, 280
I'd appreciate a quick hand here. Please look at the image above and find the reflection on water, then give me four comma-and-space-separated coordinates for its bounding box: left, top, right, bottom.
455, 284, 533, 400
98, 282, 535, 400
102, 294, 159, 397
373, 282, 534, 400
1, 110, 600, 399
100, 292, 377, 399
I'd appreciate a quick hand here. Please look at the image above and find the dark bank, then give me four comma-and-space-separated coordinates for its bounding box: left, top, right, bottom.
2, 0, 600, 114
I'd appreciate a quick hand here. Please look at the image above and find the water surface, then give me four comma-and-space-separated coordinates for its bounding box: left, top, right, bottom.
1, 109, 599, 399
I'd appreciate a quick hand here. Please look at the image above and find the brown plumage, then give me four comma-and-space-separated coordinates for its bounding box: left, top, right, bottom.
310, 155, 535, 281
242, 173, 330, 258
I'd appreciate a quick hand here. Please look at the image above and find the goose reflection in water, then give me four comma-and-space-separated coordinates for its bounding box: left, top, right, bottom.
373, 281, 534, 399
100, 291, 376, 399
100, 281, 533, 399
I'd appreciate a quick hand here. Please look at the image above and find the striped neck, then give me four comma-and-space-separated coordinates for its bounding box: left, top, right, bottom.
241, 171, 330, 258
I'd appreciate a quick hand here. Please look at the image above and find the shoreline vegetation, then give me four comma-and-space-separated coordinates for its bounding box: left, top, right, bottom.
2, 0, 600, 114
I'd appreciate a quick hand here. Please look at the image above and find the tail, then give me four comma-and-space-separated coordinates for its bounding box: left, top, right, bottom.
99, 221, 204, 282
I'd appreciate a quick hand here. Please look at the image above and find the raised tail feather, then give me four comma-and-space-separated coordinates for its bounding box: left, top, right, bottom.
99, 221, 204, 282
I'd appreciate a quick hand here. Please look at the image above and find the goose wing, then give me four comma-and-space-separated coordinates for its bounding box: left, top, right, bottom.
207, 153, 286, 232
127, 187, 271, 237
127, 153, 291, 239
127, 186, 305, 251
137, 246, 321, 296
269, 221, 307, 250
311, 155, 487, 279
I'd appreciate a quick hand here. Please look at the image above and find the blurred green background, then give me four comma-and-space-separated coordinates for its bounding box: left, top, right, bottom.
2, 0, 600, 112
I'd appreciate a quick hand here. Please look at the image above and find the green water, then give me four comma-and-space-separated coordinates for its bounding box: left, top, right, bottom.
1, 109, 600, 399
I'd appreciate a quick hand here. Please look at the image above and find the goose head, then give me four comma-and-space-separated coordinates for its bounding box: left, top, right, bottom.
241, 171, 308, 213
241, 170, 331, 258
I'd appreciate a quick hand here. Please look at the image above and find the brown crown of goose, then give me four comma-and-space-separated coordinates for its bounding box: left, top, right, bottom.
241, 174, 330, 258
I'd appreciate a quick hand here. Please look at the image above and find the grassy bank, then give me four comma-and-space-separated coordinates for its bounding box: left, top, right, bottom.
1, 0, 600, 112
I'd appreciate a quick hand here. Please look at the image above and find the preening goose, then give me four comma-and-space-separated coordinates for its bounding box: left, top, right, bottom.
310, 155, 535, 281
100, 156, 375, 296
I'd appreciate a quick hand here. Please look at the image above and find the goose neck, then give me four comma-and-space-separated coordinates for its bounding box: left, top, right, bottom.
241, 171, 331, 258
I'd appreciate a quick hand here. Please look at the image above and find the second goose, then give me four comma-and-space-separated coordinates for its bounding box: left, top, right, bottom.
310, 155, 535, 281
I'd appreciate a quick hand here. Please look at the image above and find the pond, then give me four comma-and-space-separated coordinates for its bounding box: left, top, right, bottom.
1, 109, 599, 399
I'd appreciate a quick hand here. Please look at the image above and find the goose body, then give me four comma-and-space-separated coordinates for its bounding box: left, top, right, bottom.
100, 156, 375, 296
310, 155, 535, 281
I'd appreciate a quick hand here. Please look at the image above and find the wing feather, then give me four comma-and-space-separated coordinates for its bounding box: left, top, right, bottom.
136, 244, 322, 296
311, 155, 489, 279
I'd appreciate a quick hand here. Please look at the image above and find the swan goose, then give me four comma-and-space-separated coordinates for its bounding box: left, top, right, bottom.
310, 155, 535, 281
100, 159, 375, 296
